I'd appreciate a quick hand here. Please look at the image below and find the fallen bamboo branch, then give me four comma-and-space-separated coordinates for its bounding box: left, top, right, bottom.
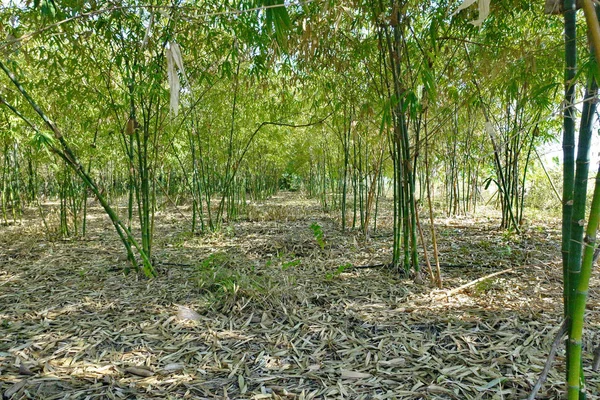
434, 266, 522, 300
593, 344, 600, 371
527, 319, 568, 400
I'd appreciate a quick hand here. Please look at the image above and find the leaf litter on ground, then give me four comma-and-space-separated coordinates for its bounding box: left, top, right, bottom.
0, 193, 598, 399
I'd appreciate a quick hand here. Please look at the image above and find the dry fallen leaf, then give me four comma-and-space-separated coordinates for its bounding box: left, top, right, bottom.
4, 380, 27, 398
176, 305, 201, 321
125, 366, 155, 377
340, 369, 371, 379
378, 357, 406, 367
159, 363, 185, 374
0, 192, 589, 398
18, 363, 34, 376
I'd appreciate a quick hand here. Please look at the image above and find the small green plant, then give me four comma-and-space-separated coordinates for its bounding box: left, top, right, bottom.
172, 231, 193, 248
500, 245, 512, 257
196, 252, 244, 296
473, 278, 496, 295
325, 263, 352, 280
478, 240, 492, 250
224, 225, 236, 237
199, 268, 239, 293
501, 230, 518, 241
198, 252, 232, 271
310, 222, 325, 249
195, 252, 277, 310
282, 259, 301, 271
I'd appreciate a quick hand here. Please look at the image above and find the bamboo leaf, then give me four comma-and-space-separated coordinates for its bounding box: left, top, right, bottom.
476, 377, 506, 391
31, 131, 55, 150
125, 366, 154, 377
340, 369, 371, 379
263, 0, 292, 50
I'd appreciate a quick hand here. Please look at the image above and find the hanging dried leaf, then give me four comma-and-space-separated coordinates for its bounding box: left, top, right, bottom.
126, 117, 137, 135
166, 44, 180, 116
451, 0, 490, 26
452, 0, 477, 15
170, 42, 186, 79
142, 13, 154, 49
470, 0, 490, 26
485, 121, 496, 142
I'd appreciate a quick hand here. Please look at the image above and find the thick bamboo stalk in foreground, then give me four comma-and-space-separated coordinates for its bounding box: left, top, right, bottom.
567, 165, 600, 397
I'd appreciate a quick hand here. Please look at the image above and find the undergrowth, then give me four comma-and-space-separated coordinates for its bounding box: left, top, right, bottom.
195, 251, 298, 312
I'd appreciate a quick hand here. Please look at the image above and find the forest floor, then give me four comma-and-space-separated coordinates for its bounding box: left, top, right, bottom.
1, 192, 599, 399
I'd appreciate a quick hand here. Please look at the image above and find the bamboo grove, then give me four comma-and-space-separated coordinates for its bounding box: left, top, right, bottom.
1, 0, 600, 396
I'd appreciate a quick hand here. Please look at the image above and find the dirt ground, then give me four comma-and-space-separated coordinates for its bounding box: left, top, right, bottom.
1, 192, 599, 399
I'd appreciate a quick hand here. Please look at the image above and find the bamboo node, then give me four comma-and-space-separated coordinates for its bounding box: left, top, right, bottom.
583, 235, 596, 244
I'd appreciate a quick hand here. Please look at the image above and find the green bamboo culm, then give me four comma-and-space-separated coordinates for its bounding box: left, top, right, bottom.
567, 76, 598, 315
564, 2, 600, 398
375, 0, 419, 274
562, 0, 577, 316
567, 165, 600, 399
562, 0, 578, 393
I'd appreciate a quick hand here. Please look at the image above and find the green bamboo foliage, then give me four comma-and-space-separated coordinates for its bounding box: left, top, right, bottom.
0, 59, 156, 277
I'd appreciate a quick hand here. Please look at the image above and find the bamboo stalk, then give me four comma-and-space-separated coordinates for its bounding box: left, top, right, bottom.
582, 0, 600, 66
563, 0, 578, 318
567, 164, 600, 398
567, 66, 598, 315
